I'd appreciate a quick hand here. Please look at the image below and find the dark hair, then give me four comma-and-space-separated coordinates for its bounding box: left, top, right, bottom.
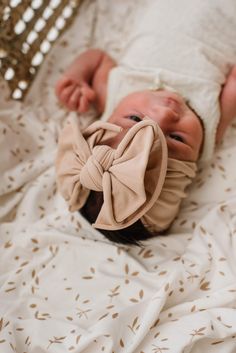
80, 191, 155, 246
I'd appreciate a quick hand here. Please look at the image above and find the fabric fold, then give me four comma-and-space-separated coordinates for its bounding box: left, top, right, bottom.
56, 117, 168, 230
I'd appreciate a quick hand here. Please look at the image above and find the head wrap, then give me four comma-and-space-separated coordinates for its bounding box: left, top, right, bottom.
55, 116, 196, 232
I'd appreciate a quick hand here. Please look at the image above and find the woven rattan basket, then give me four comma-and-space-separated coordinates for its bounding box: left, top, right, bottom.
0, 0, 81, 100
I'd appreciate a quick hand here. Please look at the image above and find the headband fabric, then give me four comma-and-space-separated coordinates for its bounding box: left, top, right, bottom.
56, 117, 196, 232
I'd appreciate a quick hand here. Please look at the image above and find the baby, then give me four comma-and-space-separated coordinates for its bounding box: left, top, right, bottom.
55, 0, 236, 244
55, 49, 204, 160
55, 48, 236, 245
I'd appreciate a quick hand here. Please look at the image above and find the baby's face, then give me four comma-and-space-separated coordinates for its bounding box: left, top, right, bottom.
108, 90, 203, 162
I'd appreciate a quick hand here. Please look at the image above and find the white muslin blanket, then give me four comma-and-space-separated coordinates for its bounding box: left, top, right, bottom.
0, 1, 236, 353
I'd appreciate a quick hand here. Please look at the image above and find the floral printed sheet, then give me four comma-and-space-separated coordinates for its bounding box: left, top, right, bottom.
0, 1, 236, 352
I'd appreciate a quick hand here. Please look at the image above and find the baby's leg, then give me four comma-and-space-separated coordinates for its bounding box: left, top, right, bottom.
216, 65, 236, 143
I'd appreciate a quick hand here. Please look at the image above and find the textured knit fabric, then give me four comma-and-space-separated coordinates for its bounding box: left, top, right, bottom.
101, 0, 236, 161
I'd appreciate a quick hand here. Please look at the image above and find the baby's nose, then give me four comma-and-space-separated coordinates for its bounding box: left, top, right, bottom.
155, 108, 180, 131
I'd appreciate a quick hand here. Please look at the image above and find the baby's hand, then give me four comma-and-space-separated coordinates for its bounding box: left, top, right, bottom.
217, 65, 236, 143
55, 76, 96, 113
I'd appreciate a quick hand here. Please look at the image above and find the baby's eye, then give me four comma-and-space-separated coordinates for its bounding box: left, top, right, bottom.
169, 133, 184, 143
128, 115, 142, 122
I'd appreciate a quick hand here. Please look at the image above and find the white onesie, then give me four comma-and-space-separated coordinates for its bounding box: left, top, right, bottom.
101, 0, 236, 161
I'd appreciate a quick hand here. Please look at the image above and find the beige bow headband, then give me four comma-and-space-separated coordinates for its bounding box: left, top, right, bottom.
55, 117, 197, 232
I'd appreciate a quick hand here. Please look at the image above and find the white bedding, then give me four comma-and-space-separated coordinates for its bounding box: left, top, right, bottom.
0, 1, 236, 352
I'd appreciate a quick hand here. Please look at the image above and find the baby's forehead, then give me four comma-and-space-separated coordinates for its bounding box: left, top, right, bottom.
117, 90, 148, 106
123, 89, 161, 103
125, 88, 181, 100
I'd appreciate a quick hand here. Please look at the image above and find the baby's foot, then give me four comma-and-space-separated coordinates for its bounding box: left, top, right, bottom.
55, 76, 96, 113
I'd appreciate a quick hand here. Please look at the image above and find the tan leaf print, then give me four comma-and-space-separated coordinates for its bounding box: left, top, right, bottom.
151, 344, 169, 353
131, 271, 139, 276
120, 338, 124, 348
5, 287, 16, 293
34, 311, 51, 321
150, 318, 160, 329
190, 327, 206, 341
211, 340, 224, 345
129, 289, 144, 303
217, 316, 232, 328
130, 298, 138, 303
164, 283, 169, 292
173, 256, 181, 261
143, 249, 154, 258
108, 286, 120, 301
220, 204, 227, 212
159, 271, 167, 276
128, 316, 140, 334
47, 336, 67, 349
4, 241, 12, 248
200, 281, 211, 291
90, 267, 95, 274
200, 226, 207, 235
76, 307, 92, 319
76, 335, 81, 344
125, 264, 129, 274
98, 313, 109, 321
124, 265, 139, 284
112, 313, 119, 319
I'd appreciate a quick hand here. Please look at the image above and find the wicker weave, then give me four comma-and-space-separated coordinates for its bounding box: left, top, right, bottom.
0, 0, 81, 100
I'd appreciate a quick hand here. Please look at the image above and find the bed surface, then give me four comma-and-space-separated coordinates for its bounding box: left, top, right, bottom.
0, 1, 236, 352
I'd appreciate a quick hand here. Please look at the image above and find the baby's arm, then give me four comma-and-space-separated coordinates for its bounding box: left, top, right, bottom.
216, 65, 236, 143
55, 49, 116, 114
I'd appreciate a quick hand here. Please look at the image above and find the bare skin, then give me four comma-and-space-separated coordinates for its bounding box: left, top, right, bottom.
55, 49, 236, 161
216, 65, 236, 143
106, 90, 203, 161
55, 49, 116, 114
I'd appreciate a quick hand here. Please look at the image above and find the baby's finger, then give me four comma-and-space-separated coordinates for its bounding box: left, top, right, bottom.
55, 77, 72, 97
59, 84, 77, 105
81, 83, 96, 102
78, 95, 89, 113
67, 87, 81, 111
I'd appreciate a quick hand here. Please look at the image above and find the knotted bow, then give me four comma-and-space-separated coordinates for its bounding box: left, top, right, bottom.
56, 116, 168, 230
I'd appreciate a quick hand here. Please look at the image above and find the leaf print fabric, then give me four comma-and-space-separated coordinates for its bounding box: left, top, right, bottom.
0, 0, 236, 352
